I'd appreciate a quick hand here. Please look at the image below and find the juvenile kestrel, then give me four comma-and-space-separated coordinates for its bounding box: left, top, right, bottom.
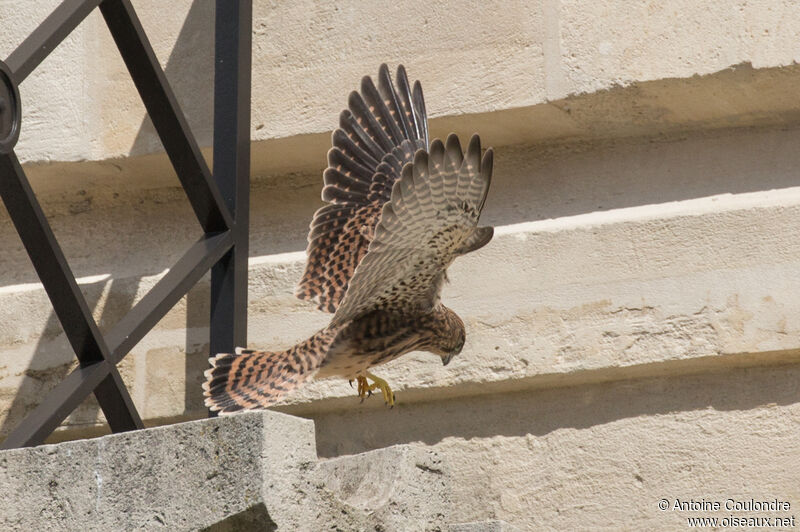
203, 64, 494, 413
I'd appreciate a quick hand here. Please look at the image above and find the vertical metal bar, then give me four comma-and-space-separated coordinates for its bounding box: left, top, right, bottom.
0, 152, 143, 434
209, 0, 252, 374
99, 0, 234, 233
4, 0, 102, 85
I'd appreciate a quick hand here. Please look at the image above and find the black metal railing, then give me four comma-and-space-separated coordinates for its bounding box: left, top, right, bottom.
0, 0, 251, 448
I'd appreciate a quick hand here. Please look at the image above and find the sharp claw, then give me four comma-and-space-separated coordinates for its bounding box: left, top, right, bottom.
349, 379, 353, 388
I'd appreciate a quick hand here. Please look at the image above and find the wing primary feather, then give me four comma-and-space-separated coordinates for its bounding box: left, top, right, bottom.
443, 134, 462, 200
348, 90, 395, 153
328, 148, 375, 182
412, 80, 429, 146
427, 138, 446, 207
377, 159, 402, 180
339, 109, 384, 161
322, 184, 367, 204
396, 65, 422, 142
457, 134, 482, 200
479, 148, 494, 212
323, 167, 371, 195
361, 74, 405, 146
408, 150, 431, 222
332, 129, 380, 169
378, 63, 413, 141
445, 134, 463, 166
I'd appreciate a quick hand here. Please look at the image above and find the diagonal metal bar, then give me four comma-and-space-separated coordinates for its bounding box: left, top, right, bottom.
106, 230, 233, 364
4, 0, 102, 85
0, 152, 111, 367
99, 0, 234, 234
0, 152, 143, 432
94, 369, 142, 434
210, 0, 252, 366
0, 361, 112, 449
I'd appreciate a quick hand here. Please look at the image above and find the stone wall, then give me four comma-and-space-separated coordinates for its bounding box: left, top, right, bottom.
1, 1, 799, 529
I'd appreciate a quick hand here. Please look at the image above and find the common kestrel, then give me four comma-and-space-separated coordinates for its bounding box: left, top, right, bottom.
203, 64, 493, 413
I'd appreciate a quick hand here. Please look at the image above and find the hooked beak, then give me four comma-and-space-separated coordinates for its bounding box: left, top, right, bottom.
442, 353, 454, 366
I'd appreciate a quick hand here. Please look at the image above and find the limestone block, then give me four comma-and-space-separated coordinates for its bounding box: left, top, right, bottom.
0, 410, 315, 531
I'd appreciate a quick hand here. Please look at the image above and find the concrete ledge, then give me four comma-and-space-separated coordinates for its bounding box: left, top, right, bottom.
0, 411, 315, 531
0, 410, 459, 530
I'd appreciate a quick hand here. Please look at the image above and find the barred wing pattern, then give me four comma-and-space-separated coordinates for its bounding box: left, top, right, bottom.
331, 134, 494, 327
296, 64, 429, 312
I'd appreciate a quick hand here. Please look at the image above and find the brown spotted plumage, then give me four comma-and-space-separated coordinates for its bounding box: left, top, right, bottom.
204, 64, 493, 414
297, 64, 427, 313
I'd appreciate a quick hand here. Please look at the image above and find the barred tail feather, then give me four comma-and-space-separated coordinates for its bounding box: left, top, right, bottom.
203, 332, 333, 414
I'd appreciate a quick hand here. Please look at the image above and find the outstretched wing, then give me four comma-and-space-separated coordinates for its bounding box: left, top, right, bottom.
296, 64, 429, 312
330, 134, 494, 327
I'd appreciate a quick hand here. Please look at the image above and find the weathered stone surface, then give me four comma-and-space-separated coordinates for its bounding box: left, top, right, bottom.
1, 2, 800, 530
3, 2, 800, 181
4, 127, 800, 441
0, 411, 315, 531
0, 411, 459, 531
308, 445, 451, 531
449, 521, 520, 532
315, 364, 800, 530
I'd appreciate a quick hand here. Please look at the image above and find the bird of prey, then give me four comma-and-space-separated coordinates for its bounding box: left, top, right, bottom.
203, 64, 494, 413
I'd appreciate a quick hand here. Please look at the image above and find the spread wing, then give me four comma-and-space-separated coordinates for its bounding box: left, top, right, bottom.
330, 134, 494, 327
296, 64, 429, 312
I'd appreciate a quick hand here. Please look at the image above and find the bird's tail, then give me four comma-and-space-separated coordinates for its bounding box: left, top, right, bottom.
202, 329, 335, 414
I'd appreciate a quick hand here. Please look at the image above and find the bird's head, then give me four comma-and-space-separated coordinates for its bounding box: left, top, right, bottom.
429, 305, 466, 366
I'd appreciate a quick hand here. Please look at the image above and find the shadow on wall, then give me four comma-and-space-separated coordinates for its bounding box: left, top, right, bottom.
134, 0, 216, 420
309, 362, 800, 458
200, 503, 277, 532
129, 0, 215, 157
0, 278, 138, 440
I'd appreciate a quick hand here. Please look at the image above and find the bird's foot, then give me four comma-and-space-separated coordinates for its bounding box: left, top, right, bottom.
354, 372, 395, 407
355, 375, 370, 402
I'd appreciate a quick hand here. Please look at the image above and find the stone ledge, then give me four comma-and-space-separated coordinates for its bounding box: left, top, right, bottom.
0, 410, 458, 530
17, 63, 800, 197
266, 188, 800, 410
3, 187, 800, 435
0, 411, 315, 531
7, 1, 800, 171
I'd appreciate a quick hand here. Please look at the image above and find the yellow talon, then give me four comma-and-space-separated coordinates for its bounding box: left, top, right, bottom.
355, 375, 369, 401
354, 372, 395, 407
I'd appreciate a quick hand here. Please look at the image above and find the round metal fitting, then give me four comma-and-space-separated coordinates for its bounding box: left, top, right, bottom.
0, 61, 21, 153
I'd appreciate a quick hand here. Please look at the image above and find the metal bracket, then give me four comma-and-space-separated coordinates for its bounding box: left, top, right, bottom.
0, 61, 20, 154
